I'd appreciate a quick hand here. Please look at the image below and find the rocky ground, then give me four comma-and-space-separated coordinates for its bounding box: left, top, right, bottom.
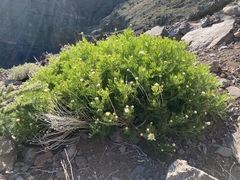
1, 2, 240, 180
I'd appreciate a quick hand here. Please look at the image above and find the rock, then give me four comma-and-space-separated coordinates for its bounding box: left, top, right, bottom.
210, 60, 220, 73
23, 147, 41, 165
34, 150, 53, 166
169, 21, 192, 40
0, 136, 16, 155
200, 14, 221, 28
219, 78, 231, 88
166, 159, 218, 180
216, 146, 232, 157
130, 165, 145, 178
144, 26, 169, 37
228, 131, 240, 164
75, 156, 87, 169
234, 30, 240, 38
20, 164, 31, 172
223, 4, 240, 16
226, 86, 240, 99
182, 19, 235, 51
0, 174, 6, 180
112, 177, 120, 180
0, 136, 17, 172
110, 129, 124, 143
61, 144, 77, 160
118, 145, 126, 153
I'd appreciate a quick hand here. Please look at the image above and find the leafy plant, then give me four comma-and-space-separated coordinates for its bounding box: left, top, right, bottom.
8, 63, 40, 81
0, 28, 230, 157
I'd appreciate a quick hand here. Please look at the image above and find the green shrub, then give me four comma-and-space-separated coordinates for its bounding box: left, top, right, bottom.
0, 28, 230, 157
8, 63, 40, 81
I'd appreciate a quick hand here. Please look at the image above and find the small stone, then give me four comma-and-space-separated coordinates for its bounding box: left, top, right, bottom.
130, 165, 145, 178
16, 176, 24, 180
0, 174, 6, 180
219, 78, 230, 88
118, 146, 126, 153
216, 146, 232, 157
0, 136, 16, 155
112, 177, 120, 180
229, 131, 240, 164
110, 129, 124, 143
226, 86, 240, 99
20, 164, 30, 172
177, 149, 185, 156
210, 60, 220, 73
75, 156, 87, 169
61, 144, 77, 160
34, 151, 53, 166
234, 31, 240, 38
23, 148, 40, 164
144, 26, 169, 37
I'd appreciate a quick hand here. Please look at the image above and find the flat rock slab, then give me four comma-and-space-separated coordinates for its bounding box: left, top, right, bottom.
226, 86, 240, 99
182, 19, 234, 51
166, 159, 218, 180
216, 146, 232, 157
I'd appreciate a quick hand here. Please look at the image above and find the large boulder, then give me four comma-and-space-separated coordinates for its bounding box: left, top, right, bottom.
0, 0, 125, 68
181, 18, 235, 50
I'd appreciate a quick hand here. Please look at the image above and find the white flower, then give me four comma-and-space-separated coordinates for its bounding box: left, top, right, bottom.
94, 97, 99, 101
16, 119, 20, 122
139, 50, 145, 55
194, 110, 197, 114
147, 133, 156, 141
205, 122, 211, 126
124, 108, 130, 113
135, 77, 139, 80
146, 128, 150, 132
182, 72, 186, 75
172, 143, 176, 147
140, 133, 144, 136
154, 83, 159, 87
201, 91, 205, 95
186, 85, 189, 88
169, 120, 173, 123
105, 112, 111, 116
80, 78, 84, 82
185, 115, 189, 119
96, 84, 101, 87
70, 100, 74, 103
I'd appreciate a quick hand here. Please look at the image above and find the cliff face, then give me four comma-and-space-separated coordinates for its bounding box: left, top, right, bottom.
0, 0, 125, 68
0, 0, 234, 68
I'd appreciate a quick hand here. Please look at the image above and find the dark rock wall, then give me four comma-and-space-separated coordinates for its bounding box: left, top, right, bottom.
0, 0, 125, 68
